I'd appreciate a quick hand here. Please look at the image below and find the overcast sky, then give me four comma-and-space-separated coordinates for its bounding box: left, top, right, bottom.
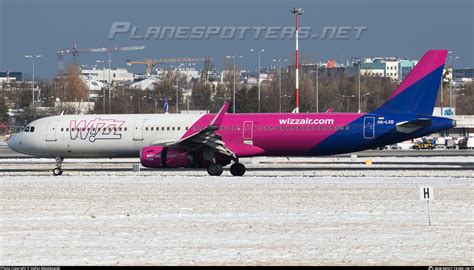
1, 0, 472, 78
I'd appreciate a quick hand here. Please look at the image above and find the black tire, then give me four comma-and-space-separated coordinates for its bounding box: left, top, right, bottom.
207, 163, 223, 176
53, 167, 62, 176
230, 163, 246, 176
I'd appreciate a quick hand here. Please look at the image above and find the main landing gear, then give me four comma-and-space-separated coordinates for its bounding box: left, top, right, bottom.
230, 162, 245, 176
206, 162, 246, 176
53, 157, 64, 176
207, 163, 224, 176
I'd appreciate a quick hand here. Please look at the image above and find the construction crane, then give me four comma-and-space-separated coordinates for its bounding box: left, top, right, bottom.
125, 57, 212, 79
57, 43, 145, 73
126, 59, 157, 78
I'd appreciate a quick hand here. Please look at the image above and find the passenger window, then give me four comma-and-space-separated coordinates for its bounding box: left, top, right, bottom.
172, 127, 175, 131
151, 127, 154, 131
109, 128, 112, 131
275, 126, 279, 130
145, 127, 149, 131
297, 126, 301, 130
66, 128, 69, 131
346, 125, 350, 130
82, 128, 86, 131
258, 126, 262, 130
61, 128, 64, 132
302, 126, 306, 130
162, 127, 165, 131
113, 128, 117, 131
167, 127, 170, 131
286, 126, 290, 130
193, 127, 197, 130
178, 127, 181, 130
124, 127, 127, 131
30, 127, 35, 132
232, 126, 236, 131
291, 126, 295, 130
186, 127, 189, 130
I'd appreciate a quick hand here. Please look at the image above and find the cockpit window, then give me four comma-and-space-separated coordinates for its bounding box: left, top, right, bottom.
30, 126, 35, 132
24, 126, 30, 132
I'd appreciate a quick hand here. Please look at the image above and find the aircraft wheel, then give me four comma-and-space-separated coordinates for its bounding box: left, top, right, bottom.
207, 163, 223, 176
53, 167, 63, 176
230, 163, 246, 176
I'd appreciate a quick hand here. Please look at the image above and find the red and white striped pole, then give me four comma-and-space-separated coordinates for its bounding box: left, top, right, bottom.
291, 8, 303, 113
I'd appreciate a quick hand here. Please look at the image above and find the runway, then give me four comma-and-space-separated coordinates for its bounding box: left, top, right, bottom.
1, 145, 473, 158
1, 175, 472, 265
1, 145, 473, 265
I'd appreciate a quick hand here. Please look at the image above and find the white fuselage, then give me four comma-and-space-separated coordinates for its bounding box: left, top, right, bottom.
8, 114, 203, 158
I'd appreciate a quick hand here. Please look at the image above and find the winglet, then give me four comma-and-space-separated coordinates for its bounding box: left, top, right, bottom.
209, 102, 229, 128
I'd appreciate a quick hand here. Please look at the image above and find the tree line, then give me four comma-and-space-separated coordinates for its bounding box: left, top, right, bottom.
1, 63, 473, 127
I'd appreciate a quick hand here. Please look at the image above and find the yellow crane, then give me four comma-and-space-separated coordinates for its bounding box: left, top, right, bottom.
126, 59, 157, 78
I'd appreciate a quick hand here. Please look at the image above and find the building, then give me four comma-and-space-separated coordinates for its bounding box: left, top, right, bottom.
398, 60, 417, 81
453, 68, 474, 82
0, 71, 22, 84
355, 57, 418, 81
385, 60, 399, 81
80, 68, 134, 84
360, 62, 385, 77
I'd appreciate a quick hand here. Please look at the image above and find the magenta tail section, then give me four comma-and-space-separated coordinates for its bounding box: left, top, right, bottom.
374, 50, 448, 115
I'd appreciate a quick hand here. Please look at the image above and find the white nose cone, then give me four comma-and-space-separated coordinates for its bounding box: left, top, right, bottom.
7, 134, 18, 152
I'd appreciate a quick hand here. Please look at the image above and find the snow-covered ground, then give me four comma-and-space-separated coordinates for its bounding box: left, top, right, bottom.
1, 175, 472, 265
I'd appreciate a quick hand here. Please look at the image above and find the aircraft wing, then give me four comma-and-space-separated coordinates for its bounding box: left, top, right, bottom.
152, 102, 237, 160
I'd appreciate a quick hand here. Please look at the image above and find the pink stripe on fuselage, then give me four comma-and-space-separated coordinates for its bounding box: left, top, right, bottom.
388, 50, 448, 100
180, 113, 364, 157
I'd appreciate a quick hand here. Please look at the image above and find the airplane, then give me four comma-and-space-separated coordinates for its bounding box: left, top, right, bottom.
8, 50, 455, 176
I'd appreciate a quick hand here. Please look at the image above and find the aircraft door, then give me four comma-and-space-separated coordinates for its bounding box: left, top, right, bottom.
363, 117, 375, 139
133, 119, 144, 141
243, 121, 253, 141
45, 120, 58, 142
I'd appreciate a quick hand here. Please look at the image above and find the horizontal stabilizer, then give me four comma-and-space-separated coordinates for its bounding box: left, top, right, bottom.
396, 118, 432, 133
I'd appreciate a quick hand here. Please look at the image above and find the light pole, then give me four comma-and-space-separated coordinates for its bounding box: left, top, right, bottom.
81, 64, 94, 112
185, 63, 195, 113
107, 52, 113, 114
315, 62, 320, 112
226, 55, 243, 113
273, 59, 287, 113
291, 7, 303, 113
448, 51, 459, 110
24, 54, 42, 119
138, 96, 148, 114
250, 49, 264, 112
96, 60, 107, 113
342, 94, 355, 112
360, 92, 370, 112
358, 62, 361, 113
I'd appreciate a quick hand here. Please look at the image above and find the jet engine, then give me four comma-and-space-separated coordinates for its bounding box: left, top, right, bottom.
140, 146, 192, 168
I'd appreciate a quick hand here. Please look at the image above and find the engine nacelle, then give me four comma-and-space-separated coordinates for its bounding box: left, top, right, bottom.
140, 146, 192, 168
